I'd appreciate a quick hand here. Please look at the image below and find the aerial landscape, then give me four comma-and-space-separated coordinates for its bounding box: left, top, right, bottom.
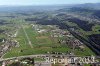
0, 0, 100, 66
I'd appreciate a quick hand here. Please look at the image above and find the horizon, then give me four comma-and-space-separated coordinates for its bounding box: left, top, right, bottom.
0, 3, 100, 7
0, 0, 99, 6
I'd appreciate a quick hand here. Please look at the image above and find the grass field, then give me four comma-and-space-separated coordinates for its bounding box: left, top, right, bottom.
4, 24, 95, 58
4, 24, 71, 58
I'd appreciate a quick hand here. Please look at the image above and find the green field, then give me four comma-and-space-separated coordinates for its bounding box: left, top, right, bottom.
4, 24, 70, 58
4, 24, 95, 58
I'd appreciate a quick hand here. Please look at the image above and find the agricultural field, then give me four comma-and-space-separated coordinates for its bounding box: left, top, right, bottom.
4, 23, 95, 58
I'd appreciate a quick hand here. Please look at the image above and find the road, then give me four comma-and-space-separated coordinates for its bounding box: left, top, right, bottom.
0, 54, 75, 62
0, 54, 99, 62
1, 54, 99, 66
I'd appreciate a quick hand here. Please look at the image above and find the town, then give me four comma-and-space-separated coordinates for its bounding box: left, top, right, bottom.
0, 23, 98, 66
0, 1, 100, 66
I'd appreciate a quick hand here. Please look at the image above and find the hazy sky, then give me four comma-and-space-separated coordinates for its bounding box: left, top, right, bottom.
0, 0, 100, 5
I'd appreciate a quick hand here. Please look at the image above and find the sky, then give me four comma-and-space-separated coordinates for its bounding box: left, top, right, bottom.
0, 0, 100, 5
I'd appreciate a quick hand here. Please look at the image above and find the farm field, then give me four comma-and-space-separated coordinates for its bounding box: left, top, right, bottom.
4, 24, 95, 58
4, 24, 69, 58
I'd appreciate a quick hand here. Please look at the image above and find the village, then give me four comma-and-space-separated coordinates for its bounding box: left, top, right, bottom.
32, 24, 85, 55
0, 0, 100, 65
0, 53, 99, 66
0, 28, 19, 58
0, 23, 97, 66
32, 24, 89, 55
0, 21, 96, 66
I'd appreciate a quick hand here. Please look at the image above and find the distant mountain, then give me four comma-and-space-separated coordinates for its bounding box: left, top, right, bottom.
74, 3, 100, 10
57, 3, 100, 18
0, 5, 68, 12
0, 3, 100, 13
